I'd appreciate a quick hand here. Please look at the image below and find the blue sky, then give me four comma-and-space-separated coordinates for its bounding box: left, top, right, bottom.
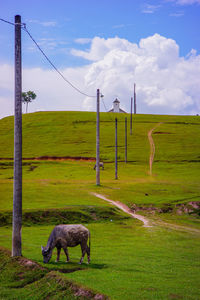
0, 0, 200, 118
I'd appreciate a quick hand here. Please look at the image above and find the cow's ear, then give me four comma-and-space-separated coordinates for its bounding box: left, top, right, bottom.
41, 246, 44, 251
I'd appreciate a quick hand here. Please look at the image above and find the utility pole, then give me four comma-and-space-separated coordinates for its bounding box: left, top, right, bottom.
130, 97, 133, 135
134, 83, 136, 114
115, 118, 118, 180
12, 15, 22, 257
96, 89, 100, 186
125, 117, 127, 163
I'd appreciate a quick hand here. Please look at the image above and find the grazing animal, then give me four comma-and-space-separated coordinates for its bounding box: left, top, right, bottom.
93, 162, 104, 170
41, 224, 90, 264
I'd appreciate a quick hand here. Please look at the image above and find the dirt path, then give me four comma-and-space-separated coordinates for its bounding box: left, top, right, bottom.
148, 122, 162, 175
154, 220, 200, 235
91, 192, 151, 227
91, 193, 200, 235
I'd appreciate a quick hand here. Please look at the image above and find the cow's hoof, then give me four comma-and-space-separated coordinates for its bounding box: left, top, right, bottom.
55, 260, 58, 263
65, 260, 69, 263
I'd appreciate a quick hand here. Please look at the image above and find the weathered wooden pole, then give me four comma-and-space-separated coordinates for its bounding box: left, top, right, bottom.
115, 118, 118, 180
12, 15, 22, 257
125, 117, 127, 163
96, 89, 100, 186
134, 83, 136, 114
130, 97, 133, 135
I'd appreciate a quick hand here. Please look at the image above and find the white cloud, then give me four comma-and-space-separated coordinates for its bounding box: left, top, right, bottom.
166, 0, 200, 5
141, 4, 161, 13
176, 0, 200, 4
1, 34, 200, 119
0, 65, 90, 119
72, 34, 200, 115
28, 19, 57, 27
169, 11, 184, 16
71, 36, 139, 61
75, 38, 92, 44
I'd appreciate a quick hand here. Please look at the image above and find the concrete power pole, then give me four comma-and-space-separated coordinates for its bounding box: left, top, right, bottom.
12, 15, 22, 257
125, 117, 127, 163
130, 97, 133, 135
134, 83, 136, 114
96, 89, 100, 186
115, 118, 118, 180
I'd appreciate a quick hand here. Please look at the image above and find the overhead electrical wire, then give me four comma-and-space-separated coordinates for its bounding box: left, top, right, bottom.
0, 18, 96, 98
0, 18, 15, 26
23, 26, 96, 98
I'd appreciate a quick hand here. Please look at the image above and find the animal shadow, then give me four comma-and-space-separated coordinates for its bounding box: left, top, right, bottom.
46, 261, 108, 274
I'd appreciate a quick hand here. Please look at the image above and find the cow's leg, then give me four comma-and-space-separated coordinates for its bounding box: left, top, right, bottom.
55, 246, 61, 262
79, 242, 87, 264
63, 246, 70, 262
86, 245, 90, 264
59, 240, 70, 262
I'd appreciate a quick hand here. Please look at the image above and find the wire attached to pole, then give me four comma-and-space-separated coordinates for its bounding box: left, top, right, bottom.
23, 25, 96, 98
0, 18, 15, 26
0, 18, 96, 98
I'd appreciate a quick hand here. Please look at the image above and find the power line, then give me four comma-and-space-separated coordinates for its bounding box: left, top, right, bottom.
23, 26, 96, 98
0, 18, 15, 26
0, 18, 96, 98
102, 97, 108, 112
101, 97, 114, 121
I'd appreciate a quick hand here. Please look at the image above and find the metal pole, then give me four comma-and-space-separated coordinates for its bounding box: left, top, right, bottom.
12, 15, 22, 257
115, 118, 118, 180
125, 117, 127, 163
96, 89, 100, 186
134, 83, 136, 114
130, 97, 133, 135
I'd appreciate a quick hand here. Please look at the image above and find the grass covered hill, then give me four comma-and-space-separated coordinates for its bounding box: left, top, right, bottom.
0, 111, 200, 211
0, 111, 200, 299
0, 111, 200, 163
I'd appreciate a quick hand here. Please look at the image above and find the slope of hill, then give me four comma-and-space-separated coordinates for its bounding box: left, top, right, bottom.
0, 111, 200, 163
0, 111, 200, 299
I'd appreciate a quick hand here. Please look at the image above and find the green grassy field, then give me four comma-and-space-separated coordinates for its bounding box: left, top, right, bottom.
0, 221, 200, 300
0, 111, 200, 299
1, 111, 200, 162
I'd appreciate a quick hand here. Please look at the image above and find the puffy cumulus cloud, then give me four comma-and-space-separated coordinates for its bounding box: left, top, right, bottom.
71, 36, 139, 61
75, 34, 200, 115
0, 64, 90, 119
0, 33, 200, 119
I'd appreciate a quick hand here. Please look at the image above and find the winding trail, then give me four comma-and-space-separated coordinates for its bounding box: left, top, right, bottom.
91, 193, 200, 235
91, 192, 151, 227
148, 122, 162, 175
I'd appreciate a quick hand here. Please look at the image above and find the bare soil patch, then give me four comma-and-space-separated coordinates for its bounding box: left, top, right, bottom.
0, 156, 96, 162
153, 131, 172, 134
148, 122, 162, 175
91, 192, 151, 227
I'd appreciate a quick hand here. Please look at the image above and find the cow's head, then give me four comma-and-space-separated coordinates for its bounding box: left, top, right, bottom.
41, 246, 52, 263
